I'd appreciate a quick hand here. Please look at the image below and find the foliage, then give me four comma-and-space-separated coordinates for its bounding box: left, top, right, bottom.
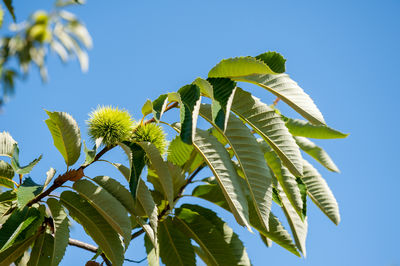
0, 48, 348, 265
0, 0, 91, 107
0, 2, 348, 265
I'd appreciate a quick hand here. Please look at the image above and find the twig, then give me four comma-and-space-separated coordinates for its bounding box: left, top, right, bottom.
272, 97, 280, 106
68, 238, 98, 253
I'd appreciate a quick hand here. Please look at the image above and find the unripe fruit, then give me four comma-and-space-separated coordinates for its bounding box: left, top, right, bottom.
132, 123, 167, 154
33, 11, 49, 25
87, 106, 134, 147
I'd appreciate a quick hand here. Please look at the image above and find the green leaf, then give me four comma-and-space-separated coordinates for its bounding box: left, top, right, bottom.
259, 233, 273, 247
296, 177, 307, 220
60, 191, 124, 266
45, 110, 81, 166
0, 230, 41, 265
231, 87, 303, 176
16, 177, 43, 208
145, 234, 160, 266
192, 245, 215, 266
0, 131, 17, 157
174, 207, 238, 266
176, 84, 201, 144
193, 78, 213, 97
47, 198, 70, 266
168, 162, 186, 198
295, 136, 340, 172
207, 78, 236, 131
255, 51, 286, 73
172, 125, 250, 229
167, 136, 203, 173
122, 141, 146, 200
192, 179, 300, 256
138, 142, 174, 206
72, 179, 131, 248
284, 117, 349, 139
11, 146, 42, 175
0, 160, 14, 188
158, 217, 195, 266
92, 175, 136, 215
0, 6, 4, 28
83, 138, 102, 166
236, 74, 325, 125
199, 104, 273, 230
279, 185, 308, 256
208, 57, 276, 78
302, 160, 340, 225
27, 233, 55, 266
136, 179, 158, 239
0, 190, 16, 202
141, 99, 153, 117
2, 0, 15, 21
260, 140, 304, 219
181, 204, 251, 265
152, 94, 168, 122
43, 168, 56, 191
0, 206, 42, 251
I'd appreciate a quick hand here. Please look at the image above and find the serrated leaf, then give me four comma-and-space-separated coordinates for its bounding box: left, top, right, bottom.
152, 94, 168, 122
176, 84, 201, 144
138, 142, 174, 205
174, 207, 238, 266
181, 204, 251, 265
193, 78, 213, 97
43, 168, 56, 191
60, 191, 124, 266
278, 185, 308, 257
207, 78, 236, 131
193, 245, 215, 266
295, 136, 340, 172
122, 141, 146, 200
192, 180, 300, 256
208, 56, 276, 78
73, 179, 131, 249
27, 233, 54, 266
11, 145, 42, 175
45, 110, 81, 166
231, 87, 303, 176
259, 140, 304, 219
145, 234, 159, 266
172, 125, 250, 229
199, 104, 273, 230
302, 160, 340, 225
47, 198, 70, 266
0, 131, 17, 157
16, 177, 43, 208
284, 117, 349, 139
136, 179, 158, 239
158, 217, 195, 266
0, 206, 42, 252
167, 136, 203, 174
255, 51, 286, 73
142, 99, 153, 117
0, 230, 41, 265
260, 233, 273, 247
0, 160, 14, 188
236, 74, 325, 125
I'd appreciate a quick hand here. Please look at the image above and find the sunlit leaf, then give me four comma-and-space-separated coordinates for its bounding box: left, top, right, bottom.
284, 117, 348, 139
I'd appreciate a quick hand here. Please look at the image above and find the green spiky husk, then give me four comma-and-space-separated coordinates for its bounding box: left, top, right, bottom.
87, 106, 134, 147
132, 123, 167, 154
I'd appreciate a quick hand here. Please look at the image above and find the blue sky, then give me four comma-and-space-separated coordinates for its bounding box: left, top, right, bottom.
1, 0, 399, 265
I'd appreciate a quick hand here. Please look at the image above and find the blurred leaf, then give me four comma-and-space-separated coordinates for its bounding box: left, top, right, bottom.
284, 117, 348, 139
295, 136, 340, 172
60, 191, 124, 266
45, 110, 81, 166
47, 198, 70, 265
2, 0, 15, 21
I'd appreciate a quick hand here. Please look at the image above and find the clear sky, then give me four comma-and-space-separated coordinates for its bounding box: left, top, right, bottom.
1, 0, 399, 265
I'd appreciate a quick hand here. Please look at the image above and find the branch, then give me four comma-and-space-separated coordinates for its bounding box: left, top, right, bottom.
27, 146, 112, 207
68, 238, 97, 253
